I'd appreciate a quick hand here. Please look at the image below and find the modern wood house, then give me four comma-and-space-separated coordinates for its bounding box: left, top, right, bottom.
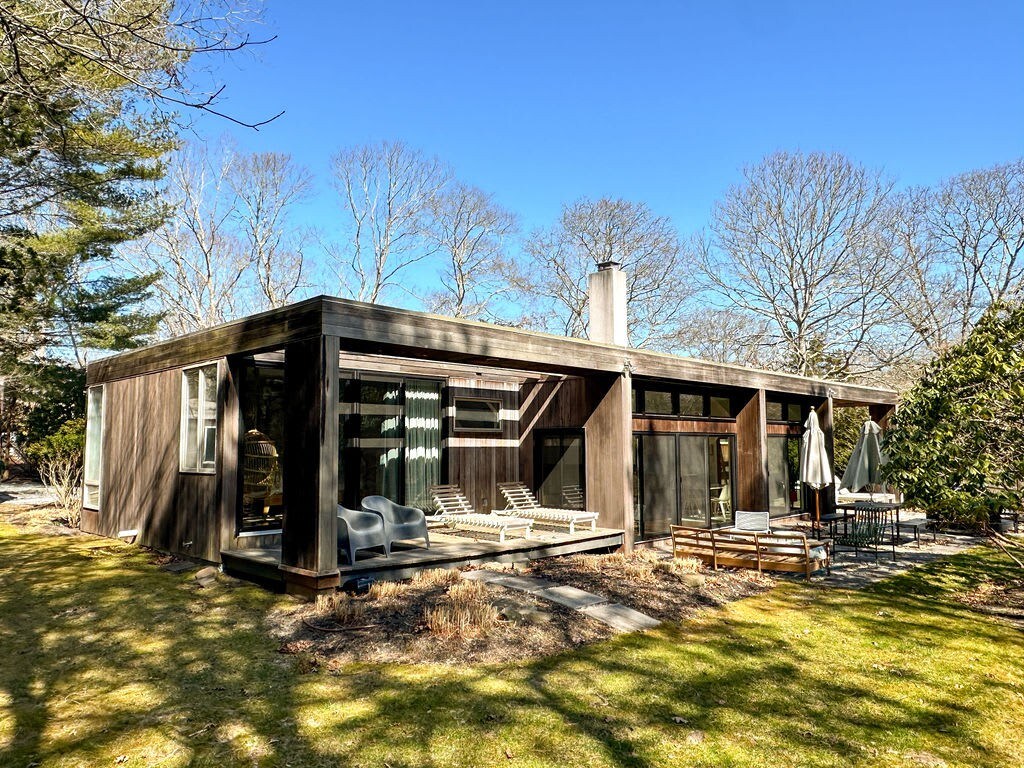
81, 262, 898, 595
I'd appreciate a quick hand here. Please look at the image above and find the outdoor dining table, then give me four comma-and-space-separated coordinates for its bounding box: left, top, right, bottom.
835, 501, 907, 543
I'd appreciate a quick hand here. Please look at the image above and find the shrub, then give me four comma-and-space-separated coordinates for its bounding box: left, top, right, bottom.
413, 568, 462, 587
655, 556, 703, 576
885, 301, 1024, 530
25, 417, 85, 527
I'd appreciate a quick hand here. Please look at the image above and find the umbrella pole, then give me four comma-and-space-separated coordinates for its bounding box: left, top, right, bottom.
814, 488, 821, 535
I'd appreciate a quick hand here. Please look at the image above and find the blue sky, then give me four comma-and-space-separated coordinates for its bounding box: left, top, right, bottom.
194, 0, 1024, 295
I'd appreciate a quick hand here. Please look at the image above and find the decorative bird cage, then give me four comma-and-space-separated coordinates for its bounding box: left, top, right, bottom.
242, 429, 282, 514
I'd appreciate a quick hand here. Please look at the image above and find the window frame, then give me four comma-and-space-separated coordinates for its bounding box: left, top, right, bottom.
179, 361, 220, 475
452, 396, 503, 433
632, 385, 736, 420
82, 384, 105, 510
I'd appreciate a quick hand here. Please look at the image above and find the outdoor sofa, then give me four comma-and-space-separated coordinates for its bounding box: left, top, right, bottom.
670, 525, 830, 580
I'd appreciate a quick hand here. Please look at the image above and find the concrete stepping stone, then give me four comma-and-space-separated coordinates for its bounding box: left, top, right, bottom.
536, 585, 607, 609
477, 573, 552, 593
464, 569, 661, 632
580, 602, 662, 632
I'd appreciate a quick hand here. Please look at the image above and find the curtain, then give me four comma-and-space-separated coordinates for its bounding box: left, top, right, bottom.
403, 380, 441, 510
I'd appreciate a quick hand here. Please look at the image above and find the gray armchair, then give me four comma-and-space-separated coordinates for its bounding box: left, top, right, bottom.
337, 504, 388, 565
361, 495, 430, 554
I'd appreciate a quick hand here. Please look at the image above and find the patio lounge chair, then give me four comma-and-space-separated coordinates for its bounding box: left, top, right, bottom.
361, 495, 430, 555
337, 505, 388, 565
730, 509, 770, 533
497, 482, 599, 533
429, 484, 534, 542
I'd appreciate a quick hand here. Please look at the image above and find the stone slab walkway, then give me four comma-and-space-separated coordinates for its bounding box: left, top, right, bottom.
464, 569, 661, 632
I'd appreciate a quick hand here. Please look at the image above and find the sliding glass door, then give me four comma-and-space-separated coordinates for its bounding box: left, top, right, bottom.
767, 435, 802, 517
339, 374, 442, 511
634, 433, 736, 539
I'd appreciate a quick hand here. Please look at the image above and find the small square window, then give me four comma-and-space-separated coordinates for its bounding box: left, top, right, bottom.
766, 401, 784, 421
454, 398, 502, 432
709, 396, 732, 418
787, 403, 803, 422
643, 391, 673, 415
678, 393, 704, 417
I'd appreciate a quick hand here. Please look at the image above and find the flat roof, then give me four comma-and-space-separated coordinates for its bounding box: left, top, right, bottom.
86, 295, 897, 406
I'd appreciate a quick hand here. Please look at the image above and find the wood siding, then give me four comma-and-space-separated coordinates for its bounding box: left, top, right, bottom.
735, 389, 769, 513
90, 297, 898, 406
446, 378, 520, 514
85, 364, 229, 563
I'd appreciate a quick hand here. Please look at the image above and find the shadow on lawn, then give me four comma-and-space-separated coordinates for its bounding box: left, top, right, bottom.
1, 529, 1022, 767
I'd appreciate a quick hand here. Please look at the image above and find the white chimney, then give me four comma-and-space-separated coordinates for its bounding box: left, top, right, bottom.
588, 260, 628, 346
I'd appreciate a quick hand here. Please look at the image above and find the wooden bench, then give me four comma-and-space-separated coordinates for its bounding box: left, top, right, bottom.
670, 526, 831, 580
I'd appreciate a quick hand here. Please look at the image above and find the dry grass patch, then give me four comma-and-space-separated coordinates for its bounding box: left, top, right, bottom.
529, 549, 772, 622
423, 580, 499, 638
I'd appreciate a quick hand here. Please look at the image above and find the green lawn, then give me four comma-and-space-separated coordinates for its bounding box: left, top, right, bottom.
1, 522, 1022, 768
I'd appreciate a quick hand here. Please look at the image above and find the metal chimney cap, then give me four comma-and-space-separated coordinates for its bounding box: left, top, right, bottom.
596, 259, 621, 271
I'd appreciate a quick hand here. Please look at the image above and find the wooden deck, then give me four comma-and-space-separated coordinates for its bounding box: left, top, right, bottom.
221, 527, 625, 588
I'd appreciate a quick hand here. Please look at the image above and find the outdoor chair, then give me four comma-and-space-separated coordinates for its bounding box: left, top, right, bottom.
429, 484, 533, 542
497, 482, 599, 533
832, 507, 896, 562
361, 495, 430, 554
337, 504, 388, 565
731, 509, 770, 534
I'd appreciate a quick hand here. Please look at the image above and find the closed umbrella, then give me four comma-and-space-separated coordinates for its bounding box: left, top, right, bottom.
840, 420, 887, 495
800, 408, 833, 531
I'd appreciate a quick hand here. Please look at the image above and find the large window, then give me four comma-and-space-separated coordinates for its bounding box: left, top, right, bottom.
535, 431, 585, 509
339, 374, 442, 511
83, 385, 103, 509
180, 363, 218, 473
633, 433, 735, 538
238, 355, 286, 533
767, 435, 803, 517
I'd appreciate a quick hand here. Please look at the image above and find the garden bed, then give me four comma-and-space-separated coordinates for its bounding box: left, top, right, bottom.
268, 551, 774, 666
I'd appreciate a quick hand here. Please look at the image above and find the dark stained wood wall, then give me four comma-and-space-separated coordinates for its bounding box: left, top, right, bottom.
85, 363, 232, 563
518, 377, 589, 490
280, 335, 339, 586
446, 378, 520, 514
735, 389, 769, 513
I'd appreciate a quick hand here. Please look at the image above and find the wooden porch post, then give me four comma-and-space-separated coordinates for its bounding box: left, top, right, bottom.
584, 369, 633, 551
280, 334, 340, 596
736, 389, 769, 513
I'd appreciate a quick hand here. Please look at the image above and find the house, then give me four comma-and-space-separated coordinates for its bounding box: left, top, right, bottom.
81, 262, 897, 595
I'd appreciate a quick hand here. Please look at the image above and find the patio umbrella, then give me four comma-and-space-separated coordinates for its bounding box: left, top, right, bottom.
840, 420, 887, 495
800, 408, 833, 530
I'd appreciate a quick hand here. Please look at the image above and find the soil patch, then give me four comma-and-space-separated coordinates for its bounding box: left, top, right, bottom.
267, 570, 613, 667
0, 502, 82, 536
957, 574, 1024, 629
527, 551, 774, 623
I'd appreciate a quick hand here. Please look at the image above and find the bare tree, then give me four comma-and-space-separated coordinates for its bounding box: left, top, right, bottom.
671, 306, 772, 367
0, 0, 277, 129
423, 183, 518, 319
228, 152, 314, 308
327, 141, 451, 303
125, 142, 251, 335
521, 197, 694, 349
883, 160, 1024, 355
700, 151, 913, 379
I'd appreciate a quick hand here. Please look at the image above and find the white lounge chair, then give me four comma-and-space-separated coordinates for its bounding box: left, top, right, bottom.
429, 484, 533, 542
497, 482, 599, 533
732, 510, 770, 533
